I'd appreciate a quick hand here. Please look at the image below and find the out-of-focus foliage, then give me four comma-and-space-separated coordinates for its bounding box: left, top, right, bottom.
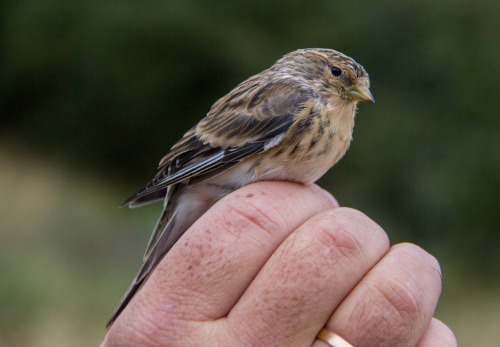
1, 0, 499, 345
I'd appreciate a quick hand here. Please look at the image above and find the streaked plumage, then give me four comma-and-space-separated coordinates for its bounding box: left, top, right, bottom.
107, 48, 374, 327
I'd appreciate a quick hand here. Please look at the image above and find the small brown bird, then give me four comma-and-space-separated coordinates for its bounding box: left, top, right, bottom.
107, 48, 374, 327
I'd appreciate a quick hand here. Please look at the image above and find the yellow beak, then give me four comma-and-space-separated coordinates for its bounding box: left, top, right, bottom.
347, 84, 375, 103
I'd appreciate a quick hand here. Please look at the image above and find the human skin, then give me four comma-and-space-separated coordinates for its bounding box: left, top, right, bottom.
101, 181, 457, 347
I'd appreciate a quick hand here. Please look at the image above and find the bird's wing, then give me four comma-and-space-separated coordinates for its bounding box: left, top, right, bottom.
123, 79, 314, 207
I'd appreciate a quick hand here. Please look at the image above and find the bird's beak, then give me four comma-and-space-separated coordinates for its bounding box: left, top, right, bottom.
348, 84, 375, 103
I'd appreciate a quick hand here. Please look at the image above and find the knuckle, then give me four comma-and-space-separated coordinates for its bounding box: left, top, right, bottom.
344, 244, 444, 346
351, 281, 423, 345
307, 208, 387, 263
313, 213, 363, 259
219, 192, 288, 240
393, 243, 443, 289
379, 279, 423, 325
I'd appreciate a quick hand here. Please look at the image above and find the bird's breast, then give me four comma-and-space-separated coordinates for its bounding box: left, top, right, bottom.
256, 101, 356, 185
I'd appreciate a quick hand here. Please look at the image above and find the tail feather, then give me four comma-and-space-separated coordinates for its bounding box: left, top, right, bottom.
106, 209, 184, 328
106, 276, 145, 327
143, 185, 179, 261
106, 183, 215, 328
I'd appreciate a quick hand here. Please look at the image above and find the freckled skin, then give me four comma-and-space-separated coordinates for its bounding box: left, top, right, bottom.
106, 48, 374, 327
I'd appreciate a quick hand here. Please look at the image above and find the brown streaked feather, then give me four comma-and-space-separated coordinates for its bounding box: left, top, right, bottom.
122, 82, 314, 207
197, 81, 314, 147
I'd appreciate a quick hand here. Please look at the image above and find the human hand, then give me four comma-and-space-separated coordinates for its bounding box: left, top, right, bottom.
101, 181, 456, 346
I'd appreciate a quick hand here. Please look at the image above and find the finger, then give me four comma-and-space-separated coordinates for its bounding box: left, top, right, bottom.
315, 243, 443, 347
122, 181, 338, 326
416, 318, 457, 347
226, 208, 390, 346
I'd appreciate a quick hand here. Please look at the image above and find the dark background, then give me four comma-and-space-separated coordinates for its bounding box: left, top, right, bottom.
1, 0, 499, 345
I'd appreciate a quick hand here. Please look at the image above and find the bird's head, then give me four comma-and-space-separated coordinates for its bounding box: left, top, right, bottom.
272, 48, 374, 104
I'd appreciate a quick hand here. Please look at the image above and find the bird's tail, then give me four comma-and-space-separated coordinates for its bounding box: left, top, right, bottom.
105, 274, 146, 327
106, 184, 214, 328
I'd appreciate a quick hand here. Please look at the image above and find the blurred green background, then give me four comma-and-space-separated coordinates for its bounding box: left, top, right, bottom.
1, 0, 499, 345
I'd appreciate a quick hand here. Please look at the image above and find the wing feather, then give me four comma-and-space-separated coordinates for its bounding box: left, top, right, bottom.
123, 80, 314, 206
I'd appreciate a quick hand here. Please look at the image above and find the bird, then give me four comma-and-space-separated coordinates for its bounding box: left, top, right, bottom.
106, 48, 374, 327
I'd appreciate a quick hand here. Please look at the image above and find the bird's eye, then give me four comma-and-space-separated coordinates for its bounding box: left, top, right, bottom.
329, 66, 342, 77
